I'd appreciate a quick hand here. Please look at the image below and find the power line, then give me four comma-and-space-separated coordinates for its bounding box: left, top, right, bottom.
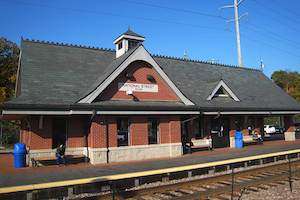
239, 32, 300, 58
252, 0, 300, 25
0, 0, 225, 31
2, 0, 299, 59
240, 24, 300, 50
118, 0, 221, 19
241, 4, 300, 33
268, 0, 300, 18
244, 22, 300, 47
119, 0, 300, 49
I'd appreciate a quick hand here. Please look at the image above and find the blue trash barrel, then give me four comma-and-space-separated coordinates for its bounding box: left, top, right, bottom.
235, 131, 243, 148
12, 143, 27, 168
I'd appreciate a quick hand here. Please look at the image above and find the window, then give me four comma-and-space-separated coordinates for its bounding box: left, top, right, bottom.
248, 117, 254, 135
118, 42, 123, 50
117, 118, 130, 146
128, 40, 138, 49
215, 87, 229, 97
52, 119, 67, 149
195, 118, 204, 139
236, 117, 243, 131
148, 118, 159, 144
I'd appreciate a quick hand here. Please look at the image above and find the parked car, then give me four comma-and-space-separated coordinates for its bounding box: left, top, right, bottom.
264, 125, 276, 134
275, 126, 285, 134
294, 123, 300, 133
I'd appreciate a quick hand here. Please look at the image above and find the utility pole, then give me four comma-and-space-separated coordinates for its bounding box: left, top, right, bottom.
220, 0, 248, 68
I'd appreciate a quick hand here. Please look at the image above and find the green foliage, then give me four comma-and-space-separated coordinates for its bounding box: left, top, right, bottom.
0, 38, 20, 145
271, 70, 300, 103
264, 117, 273, 125
271, 70, 300, 123
1, 121, 20, 144
0, 37, 19, 105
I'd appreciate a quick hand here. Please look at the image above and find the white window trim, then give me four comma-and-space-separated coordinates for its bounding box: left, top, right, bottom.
206, 80, 240, 101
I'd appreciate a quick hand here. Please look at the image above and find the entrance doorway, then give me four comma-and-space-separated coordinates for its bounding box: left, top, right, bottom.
210, 117, 229, 148
52, 119, 67, 149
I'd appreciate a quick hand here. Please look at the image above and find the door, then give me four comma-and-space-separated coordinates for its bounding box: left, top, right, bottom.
210, 117, 229, 148
52, 119, 67, 149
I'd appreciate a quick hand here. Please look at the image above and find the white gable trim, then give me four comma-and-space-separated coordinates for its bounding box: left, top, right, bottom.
206, 80, 240, 101
113, 35, 145, 44
78, 45, 195, 105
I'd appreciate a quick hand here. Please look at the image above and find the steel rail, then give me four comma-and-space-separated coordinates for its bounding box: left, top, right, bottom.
90, 160, 300, 200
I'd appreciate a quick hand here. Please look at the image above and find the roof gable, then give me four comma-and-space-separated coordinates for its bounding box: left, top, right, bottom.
78, 45, 195, 106
95, 60, 179, 102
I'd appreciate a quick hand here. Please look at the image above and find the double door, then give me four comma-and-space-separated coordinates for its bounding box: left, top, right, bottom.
211, 117, 229, 148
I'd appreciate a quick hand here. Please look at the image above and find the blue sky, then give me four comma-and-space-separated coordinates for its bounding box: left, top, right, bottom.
1, 0, 300, 79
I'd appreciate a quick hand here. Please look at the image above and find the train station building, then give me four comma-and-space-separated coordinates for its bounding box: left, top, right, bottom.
1, 30, 300, 165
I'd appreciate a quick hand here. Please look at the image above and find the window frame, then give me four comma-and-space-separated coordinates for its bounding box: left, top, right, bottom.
195, 118, 204, 139
117, 118, 130, 147
148, 117, 159, 144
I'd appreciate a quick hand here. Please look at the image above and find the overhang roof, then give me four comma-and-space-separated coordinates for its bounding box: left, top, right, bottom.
3, 39, 300, 115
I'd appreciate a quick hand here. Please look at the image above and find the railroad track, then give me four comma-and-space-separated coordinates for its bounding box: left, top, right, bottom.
81, 160, 300, 200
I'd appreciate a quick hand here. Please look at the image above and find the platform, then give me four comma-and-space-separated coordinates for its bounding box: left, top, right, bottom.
1, 134, 300, 190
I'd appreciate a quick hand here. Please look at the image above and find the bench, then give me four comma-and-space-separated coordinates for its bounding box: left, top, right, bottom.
243, 134, 263, 146
189, 143, 212, 153
30, 154, 86, 167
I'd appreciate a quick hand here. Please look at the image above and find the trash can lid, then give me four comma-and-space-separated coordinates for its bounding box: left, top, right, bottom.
234, 131, 243, 138
12, 143, 27, 154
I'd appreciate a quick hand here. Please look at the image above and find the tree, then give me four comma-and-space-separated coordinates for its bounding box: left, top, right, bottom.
0, 38, 20, 145
271, 70, 300, 123
271, 70, 300, 102
0, 37, 19, 105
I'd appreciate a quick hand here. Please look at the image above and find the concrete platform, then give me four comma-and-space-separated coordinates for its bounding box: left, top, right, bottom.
1, 133, 300, 189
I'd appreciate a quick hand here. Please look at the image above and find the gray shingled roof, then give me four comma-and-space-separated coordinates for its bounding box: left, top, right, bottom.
114, 29, 145, 41
4, 40, 300, 112
153, 56, 300, 111
6, 40, 115, 106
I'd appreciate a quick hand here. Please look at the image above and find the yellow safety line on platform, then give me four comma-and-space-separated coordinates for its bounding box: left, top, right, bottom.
1, 149, 300, 194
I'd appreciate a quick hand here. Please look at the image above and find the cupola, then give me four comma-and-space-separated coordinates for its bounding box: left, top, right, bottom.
113, 29, 145, 58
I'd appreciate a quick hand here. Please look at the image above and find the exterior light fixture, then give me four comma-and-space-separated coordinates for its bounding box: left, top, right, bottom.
147, 75, 154, 80
126, 90, 133, 95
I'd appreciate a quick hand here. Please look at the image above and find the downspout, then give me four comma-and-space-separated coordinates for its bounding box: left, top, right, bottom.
106, 119, 109, 163
180, 115, 200, 124
17, 115, 30, 129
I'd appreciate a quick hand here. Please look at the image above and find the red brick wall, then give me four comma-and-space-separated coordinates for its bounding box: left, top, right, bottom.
131, 116, 148, 145
229, 116, 236, 137
168, 116, 181, 143
160, 116, 170, 144
90, 116, 107, 148
284, 115, 294, 132
67, 117, 86, 148
88, 115, 182, 148
29, 117, 52, 150
20, 119, 30, 147
107, 117, 117, 147
26, 115, 183, 150
98, 61, 178, 101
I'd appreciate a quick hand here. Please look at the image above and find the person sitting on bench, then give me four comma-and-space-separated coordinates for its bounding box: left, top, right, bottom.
56, 144, 66, 167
